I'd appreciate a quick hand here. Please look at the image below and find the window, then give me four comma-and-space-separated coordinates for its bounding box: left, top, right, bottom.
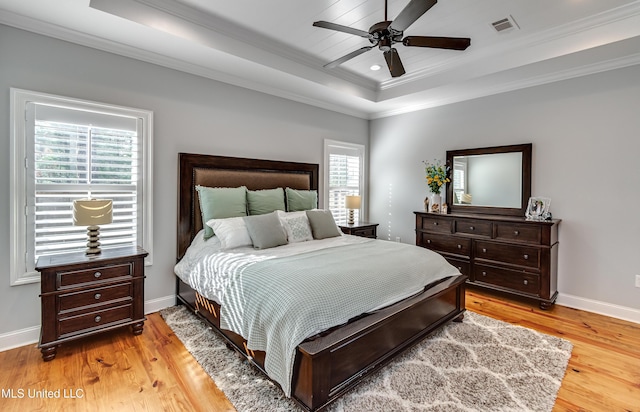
324, 140, 365, 223
453, 157, 467, 204
10, 89, 153, 285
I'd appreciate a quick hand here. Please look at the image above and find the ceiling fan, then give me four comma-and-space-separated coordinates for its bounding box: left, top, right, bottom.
313, 0, 471, 78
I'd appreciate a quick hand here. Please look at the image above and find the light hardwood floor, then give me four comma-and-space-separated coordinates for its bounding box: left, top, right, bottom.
0, 290, 638, 411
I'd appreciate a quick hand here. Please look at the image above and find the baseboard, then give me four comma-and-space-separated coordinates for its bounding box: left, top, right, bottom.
556, 293, 640, 324
0, 294, 177, 353
144, 294, 177, 314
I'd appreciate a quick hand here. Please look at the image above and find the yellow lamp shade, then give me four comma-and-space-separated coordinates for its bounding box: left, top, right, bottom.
345, 195, 361, 209
73, 199, 113, 226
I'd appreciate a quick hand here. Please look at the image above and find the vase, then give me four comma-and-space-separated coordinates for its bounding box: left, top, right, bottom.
430, 193, 441, 213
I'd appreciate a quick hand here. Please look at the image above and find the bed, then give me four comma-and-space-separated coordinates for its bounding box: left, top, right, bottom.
175, 153, 467, 411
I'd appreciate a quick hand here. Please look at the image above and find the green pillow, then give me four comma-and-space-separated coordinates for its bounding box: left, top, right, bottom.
243, 211, 288, 249
285, 188, 318, 212
196, 185, 247, 240
305, 209, 342, 239
247, 188, 286, 215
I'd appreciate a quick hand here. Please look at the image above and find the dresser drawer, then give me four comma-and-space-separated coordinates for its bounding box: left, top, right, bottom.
351, 227, 376, 238
59, 304, 133, 338
474, 264, 539, 295
59, 283, 133, 313
454, 218, 492, 237
474, 240, 540, 269
418, 215, 452, 234
494, 222, 542, 245
58, 263, 133, 289
419, 233, 471, 257
445, 257, 471, 277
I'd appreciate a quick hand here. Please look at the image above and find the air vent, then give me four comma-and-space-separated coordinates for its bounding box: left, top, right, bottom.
491, 15, 519, 33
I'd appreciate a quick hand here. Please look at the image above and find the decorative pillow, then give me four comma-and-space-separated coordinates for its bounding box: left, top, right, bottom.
305, 209, 342, 239
285, 188, 318, 212
206, 217, 252, 250
243, 211, 288, 249
277, 211, 313, 243
196, 185, 248, 240
247, 188, 286, 215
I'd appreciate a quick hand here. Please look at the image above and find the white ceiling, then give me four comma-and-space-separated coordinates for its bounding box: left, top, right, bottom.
1, 0, 640, 119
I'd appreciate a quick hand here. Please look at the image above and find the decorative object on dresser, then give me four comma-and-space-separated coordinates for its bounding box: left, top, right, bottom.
422, 159, 450, 214
72, 198, 113, 255
338, 221, 379, 238
344, 195, 361, 225
526, 197, 551, 221
36, 246, 147, 361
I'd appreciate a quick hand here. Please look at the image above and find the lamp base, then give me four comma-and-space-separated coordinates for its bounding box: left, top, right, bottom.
85, 225, 102, 255
347, 209, 355, 225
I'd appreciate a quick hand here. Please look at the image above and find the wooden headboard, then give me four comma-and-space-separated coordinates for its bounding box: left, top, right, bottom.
177, 153, 319, 260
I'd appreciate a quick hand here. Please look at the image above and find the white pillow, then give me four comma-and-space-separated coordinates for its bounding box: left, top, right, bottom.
277, 211, 313, 243
206, 217, 252, 250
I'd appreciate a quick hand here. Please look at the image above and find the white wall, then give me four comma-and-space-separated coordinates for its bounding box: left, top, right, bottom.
370, 64, 640, 318
0, 25, 368, 341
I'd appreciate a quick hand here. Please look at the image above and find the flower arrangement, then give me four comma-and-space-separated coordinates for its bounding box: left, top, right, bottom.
423, 160, 450, 195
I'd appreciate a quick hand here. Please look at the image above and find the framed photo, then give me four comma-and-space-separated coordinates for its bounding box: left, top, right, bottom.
525, 197, 551, 220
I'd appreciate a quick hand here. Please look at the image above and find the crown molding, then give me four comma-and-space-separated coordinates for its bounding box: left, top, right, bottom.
378, 0, 640, 92
0, 10, 371, 119
371, 51, 640, 119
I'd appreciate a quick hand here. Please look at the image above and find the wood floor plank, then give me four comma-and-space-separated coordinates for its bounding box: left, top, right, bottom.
1, 292, 638, 411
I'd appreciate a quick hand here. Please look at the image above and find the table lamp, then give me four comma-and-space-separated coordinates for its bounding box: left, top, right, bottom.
73, 198, 113, 255
345, 195, 361, 225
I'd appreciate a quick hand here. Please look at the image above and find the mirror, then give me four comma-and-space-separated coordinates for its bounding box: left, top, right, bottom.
446, 143, 532, 216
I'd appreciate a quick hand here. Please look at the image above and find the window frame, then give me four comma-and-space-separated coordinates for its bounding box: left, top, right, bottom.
9, 88, 154, 286
323, 139, 366, 224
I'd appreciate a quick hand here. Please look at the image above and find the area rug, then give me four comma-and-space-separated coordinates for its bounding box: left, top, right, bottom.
161, 306, 572, 412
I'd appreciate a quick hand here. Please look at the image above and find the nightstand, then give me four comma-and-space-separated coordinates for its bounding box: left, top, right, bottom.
36, 246, 148, 361
338, 222, 379, 239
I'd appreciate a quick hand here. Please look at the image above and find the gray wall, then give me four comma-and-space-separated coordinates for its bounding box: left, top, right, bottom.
370, 64, 640, 315
0, 25, 368, 337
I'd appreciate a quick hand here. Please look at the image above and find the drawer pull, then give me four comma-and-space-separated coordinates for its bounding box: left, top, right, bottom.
469, 226, 475, 230
523, 280, 528, 285
94, 271, 102, 279
426, 239, 432, 244
514, 230, 520, 236
94, 293, 102, 300
523, 254, 529, 260
457, 244, 462, 249
433, 222, 438, 226
481, 271, 487, 277
94, 315, 102, 323
482, 248, 487, 253
457, 266, 462, 271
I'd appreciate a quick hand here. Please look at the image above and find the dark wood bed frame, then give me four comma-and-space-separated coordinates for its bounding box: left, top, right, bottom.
176, 153, 467, 411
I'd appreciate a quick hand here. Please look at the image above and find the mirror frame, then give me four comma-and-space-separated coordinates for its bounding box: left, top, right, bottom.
446, 143, 532, 217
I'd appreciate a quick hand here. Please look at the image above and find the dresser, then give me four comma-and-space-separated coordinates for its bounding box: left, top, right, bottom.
415, 212, 559, 309
338, 222, 379, 238
36, 246, 148, 361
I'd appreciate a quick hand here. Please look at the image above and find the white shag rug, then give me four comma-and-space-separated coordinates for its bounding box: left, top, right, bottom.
161, 305, 572, 412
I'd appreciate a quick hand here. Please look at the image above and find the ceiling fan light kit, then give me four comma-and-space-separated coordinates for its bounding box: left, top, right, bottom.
313, 0, 471, 78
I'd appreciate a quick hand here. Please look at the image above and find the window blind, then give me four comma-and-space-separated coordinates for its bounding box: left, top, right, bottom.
327, 147, 362, 223
29, 106, 139, 265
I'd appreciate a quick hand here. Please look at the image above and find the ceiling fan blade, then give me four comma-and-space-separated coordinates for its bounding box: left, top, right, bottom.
389, 0, 437, 32
324, 46, 375, 69
383, 48, 406, 77
403, 36, 471, 50
313, 21, 373, 39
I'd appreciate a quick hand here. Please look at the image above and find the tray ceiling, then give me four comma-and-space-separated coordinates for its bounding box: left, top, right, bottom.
1, 0, 639, 118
